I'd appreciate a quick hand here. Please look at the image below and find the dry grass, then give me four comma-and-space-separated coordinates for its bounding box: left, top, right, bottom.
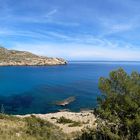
0, 114, 68, 140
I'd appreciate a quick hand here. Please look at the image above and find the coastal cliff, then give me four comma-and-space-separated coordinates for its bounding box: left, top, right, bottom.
0, 47, 67, 66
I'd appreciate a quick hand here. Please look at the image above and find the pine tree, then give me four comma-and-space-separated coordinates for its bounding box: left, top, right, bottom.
95, 68, 140, 140
75, 68, 140, 140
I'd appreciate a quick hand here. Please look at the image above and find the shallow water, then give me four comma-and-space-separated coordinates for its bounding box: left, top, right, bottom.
0, 61, 140, 114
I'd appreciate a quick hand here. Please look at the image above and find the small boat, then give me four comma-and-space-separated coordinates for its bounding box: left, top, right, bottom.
55, 96, 76, 106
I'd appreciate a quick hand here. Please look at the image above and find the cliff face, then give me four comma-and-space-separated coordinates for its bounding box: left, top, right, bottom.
0, 47, 67, 66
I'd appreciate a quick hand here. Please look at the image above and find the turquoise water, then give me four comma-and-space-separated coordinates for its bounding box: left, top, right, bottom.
0, 62, 140, 115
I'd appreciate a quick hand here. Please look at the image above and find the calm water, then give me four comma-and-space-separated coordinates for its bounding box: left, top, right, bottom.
0, 61, 140, 115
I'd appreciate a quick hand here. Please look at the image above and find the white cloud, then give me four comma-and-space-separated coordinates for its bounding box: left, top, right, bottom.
10, 42, 140, 61
1, 26, 139, 61
45, 9, 58, 17
98, 16, 140, 37
109, 24, 133, 33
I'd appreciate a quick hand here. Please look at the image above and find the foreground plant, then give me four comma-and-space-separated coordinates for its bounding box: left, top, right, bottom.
0, 114, 67, 140
76, 68, 140, 140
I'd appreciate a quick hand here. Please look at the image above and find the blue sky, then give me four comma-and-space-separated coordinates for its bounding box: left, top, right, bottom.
0, 0, 140, 60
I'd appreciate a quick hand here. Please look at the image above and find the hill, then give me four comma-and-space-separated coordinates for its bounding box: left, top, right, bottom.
0, 47, 67, 66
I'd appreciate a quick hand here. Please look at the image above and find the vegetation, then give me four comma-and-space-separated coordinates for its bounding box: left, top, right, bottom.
57, 116, 74, 124
0, 114, 67, 140
57, 116, 81, 127
76, 68, 140, 140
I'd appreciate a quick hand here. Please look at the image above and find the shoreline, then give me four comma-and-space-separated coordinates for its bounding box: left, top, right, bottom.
0, 63, 67, 67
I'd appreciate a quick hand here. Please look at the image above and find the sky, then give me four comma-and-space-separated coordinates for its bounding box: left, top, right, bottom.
0, 0, 140, 60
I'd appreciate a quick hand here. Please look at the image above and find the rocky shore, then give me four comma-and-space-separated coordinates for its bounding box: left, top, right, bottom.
0, 47, 67, 66
55, 96, 76, 106
16, 111, 96, 134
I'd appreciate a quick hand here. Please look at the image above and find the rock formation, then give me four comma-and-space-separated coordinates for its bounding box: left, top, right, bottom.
0, 47, 67, 66
55, 96, 76, 106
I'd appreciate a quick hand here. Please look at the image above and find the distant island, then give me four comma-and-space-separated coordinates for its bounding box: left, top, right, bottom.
0, 47, 67, 66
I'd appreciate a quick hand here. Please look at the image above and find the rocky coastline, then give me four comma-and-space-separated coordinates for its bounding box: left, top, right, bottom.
0, 47, 67, 66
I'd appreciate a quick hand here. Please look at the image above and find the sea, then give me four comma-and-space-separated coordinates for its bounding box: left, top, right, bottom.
0, 61, 140, 115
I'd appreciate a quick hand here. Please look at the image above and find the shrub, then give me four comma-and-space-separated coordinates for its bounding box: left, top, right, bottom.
57, 116, 74, 124
57, 116, 81, 127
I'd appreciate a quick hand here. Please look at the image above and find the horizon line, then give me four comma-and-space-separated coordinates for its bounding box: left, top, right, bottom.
68, 60, 140, 62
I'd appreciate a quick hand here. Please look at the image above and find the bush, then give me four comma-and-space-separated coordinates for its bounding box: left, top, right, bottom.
57, 116, 81, 127
57, 117, 74, 124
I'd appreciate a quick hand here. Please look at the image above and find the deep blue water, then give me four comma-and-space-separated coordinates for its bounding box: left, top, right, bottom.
0, 61, 140, 115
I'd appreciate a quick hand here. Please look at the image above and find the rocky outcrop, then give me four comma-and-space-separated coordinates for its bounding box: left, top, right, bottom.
0, 47, 67, 66
55, 96, 76, 106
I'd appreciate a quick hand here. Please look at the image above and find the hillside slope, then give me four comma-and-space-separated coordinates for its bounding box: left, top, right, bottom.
0, 47, 67, 66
